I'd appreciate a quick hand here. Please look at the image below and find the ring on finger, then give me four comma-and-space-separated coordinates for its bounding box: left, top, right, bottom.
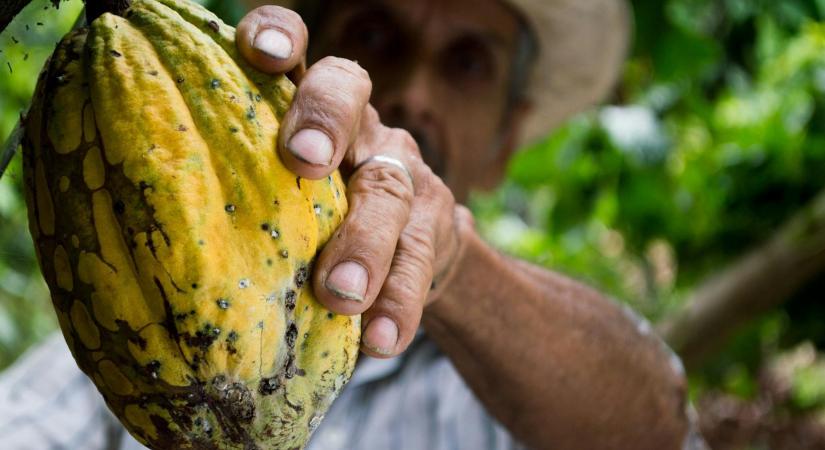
354, 155, 415, 190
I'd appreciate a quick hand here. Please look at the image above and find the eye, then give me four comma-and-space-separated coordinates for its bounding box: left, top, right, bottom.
442, 37, 496, 85
339, 10, 402, 60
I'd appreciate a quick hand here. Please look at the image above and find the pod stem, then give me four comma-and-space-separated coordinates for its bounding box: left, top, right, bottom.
85, 0, 131, 23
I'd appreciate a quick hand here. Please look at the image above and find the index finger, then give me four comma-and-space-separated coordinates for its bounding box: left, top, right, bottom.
236, 6, 308, 74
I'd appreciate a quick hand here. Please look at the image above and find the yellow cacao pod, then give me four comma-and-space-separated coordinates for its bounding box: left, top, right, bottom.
22, 0, 360, 448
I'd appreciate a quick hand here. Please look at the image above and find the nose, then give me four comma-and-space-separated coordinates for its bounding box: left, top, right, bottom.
374, 67, 446, 176
374, 66, 435, 130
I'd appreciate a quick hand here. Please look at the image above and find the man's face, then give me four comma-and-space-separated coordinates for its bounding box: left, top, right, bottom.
308, 0, 526, 202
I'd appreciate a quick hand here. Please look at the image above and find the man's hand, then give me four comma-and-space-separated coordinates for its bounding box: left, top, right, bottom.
237, 6, 469, 359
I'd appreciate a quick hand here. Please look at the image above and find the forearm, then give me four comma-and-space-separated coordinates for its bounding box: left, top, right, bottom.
423, 228, 690, 450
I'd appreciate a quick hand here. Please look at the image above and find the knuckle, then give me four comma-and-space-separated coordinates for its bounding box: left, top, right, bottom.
400, 226, 436, 265
297, 90, 351, 129
246, 6, 292, 32
418, 166, 452, 204
351, 164, 415, 205
317, 57, 372, 90
386, 127, 420, 158
389, 255, 433, 303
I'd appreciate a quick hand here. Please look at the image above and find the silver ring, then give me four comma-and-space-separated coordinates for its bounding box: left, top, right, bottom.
355, 155, 415, 189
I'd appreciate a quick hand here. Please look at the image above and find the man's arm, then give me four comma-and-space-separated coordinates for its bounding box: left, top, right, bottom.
424, 226, 691, 450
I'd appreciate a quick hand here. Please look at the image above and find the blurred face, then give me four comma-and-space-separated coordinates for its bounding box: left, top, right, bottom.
308, 0, 528, 201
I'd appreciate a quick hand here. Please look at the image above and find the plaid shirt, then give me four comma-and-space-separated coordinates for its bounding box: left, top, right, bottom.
0, 331, 706, 450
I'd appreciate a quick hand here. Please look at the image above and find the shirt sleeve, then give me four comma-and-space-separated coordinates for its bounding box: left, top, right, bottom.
0, 332, 125, 450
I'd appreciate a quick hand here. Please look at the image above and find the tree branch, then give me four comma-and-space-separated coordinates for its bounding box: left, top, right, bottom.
0, 0, 130, 35
658, 188, 825, 370
0, 0, 35, 34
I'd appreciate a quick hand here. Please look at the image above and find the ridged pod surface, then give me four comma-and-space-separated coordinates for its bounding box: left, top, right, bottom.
21, 0, 359, 448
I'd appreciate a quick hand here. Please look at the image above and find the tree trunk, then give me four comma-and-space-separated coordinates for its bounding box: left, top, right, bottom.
658, 188, 825, 370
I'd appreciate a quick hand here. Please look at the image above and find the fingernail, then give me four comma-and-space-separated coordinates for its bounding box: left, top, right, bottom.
363, 317, 398, 356
325, 261, 368, 302
288, 129, 334, 166
253, 28, 293, 60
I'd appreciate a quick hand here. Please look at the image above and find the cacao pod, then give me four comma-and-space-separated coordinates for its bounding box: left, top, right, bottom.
22, 0, 360, 448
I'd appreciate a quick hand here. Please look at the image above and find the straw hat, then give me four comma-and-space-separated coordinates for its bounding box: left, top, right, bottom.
241, 0, 631, 145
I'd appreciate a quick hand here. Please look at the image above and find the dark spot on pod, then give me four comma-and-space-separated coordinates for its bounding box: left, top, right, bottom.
198, 239, 205, 246
259, 377, 279, 395
266, 258, 273, 266
11, 36, 19, 44
274, 199, 280, 206
139, 180, 150, 191
261, 223, 269, 231
23, 53, 28, 61
110, 49, 122, 57
148, 70, 158, 76
146, 360, 161, 379
229, 126, 239, 133
5, 62, 10, 74
285, 323, 298, 348
296, 177, 302, 189
327, 312, 334, 319
194, 417, 213, 436
191, 283, 198, 289
210, 79, 220, 89
247, 106, 256, 119
37, 22, 44, 26
220, 382, 255, 423
281, 249, 289, 259
184, 323, 221, 351
208, 20, 220, 32
177, 124, 188, 132
321, 351, 329, 358
255, 94, 262, 102
113, 200, 125, 215
216, 298, 230, 309
284, 354, 296, 379
284, 290, 296, 310
295, 265, 309, 288
176, 76, 185, 84
175, 313, 188, 321
225, 204, 236, 213
296, 368, 306, 376
226, 331, 239, 342
327, 210, 334, 218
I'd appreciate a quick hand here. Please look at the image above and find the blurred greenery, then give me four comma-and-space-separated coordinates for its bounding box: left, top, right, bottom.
1, 0, 825, 443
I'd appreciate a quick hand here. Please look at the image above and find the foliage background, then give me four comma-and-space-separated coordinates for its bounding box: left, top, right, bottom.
2, 0, 825, 447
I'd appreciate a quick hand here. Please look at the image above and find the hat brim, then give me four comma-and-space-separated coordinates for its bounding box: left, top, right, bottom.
241, 0, 630, 145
